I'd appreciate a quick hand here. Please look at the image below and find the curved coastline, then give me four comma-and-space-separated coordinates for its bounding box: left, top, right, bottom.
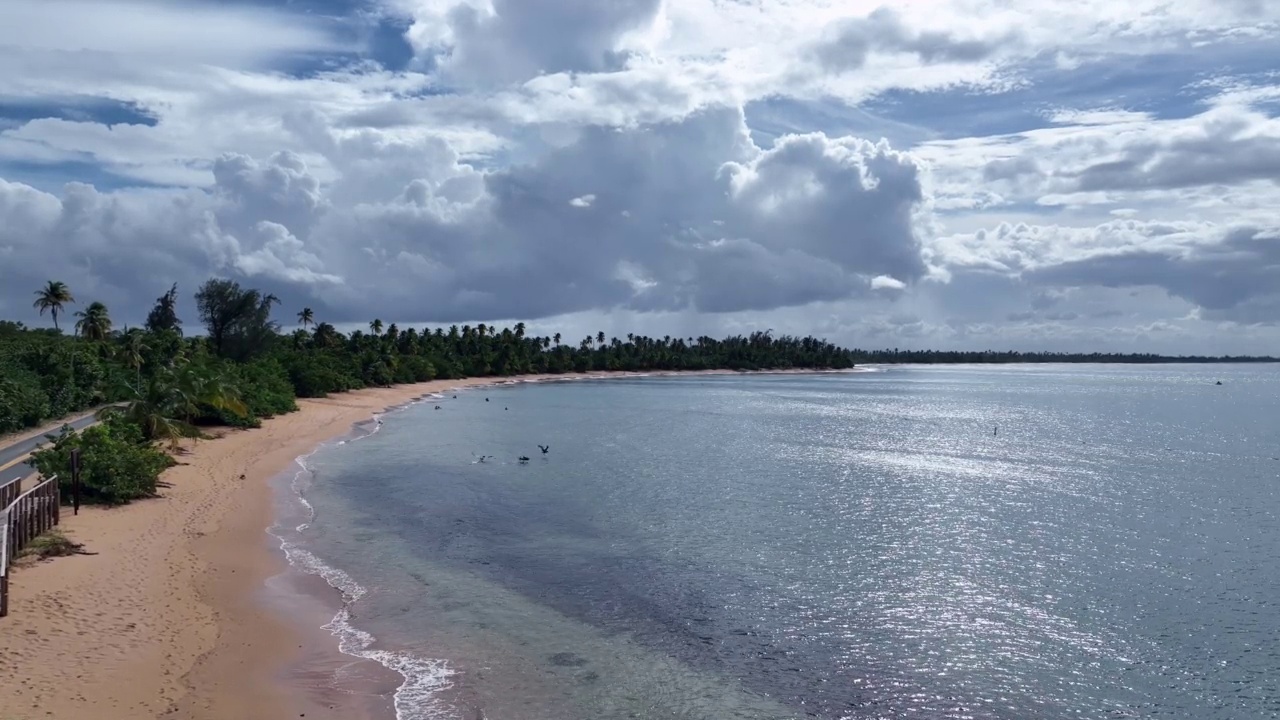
263, 367, 877, 720
0, 368, 865, 720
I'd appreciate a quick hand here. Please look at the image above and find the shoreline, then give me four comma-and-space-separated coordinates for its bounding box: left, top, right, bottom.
0, 368, 863, 720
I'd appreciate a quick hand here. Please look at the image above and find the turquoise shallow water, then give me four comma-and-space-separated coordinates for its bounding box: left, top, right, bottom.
279, 365, 1280, 720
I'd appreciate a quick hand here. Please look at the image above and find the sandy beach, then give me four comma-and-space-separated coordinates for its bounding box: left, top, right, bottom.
0, 374, 518, 720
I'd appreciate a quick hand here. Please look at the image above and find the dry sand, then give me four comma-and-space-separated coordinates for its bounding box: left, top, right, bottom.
0, 369, 860, 720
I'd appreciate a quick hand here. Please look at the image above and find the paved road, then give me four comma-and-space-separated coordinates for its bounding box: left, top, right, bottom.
0, 412, 101, 481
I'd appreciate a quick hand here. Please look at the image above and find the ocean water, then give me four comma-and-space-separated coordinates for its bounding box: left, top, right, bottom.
274, 365, 1280, 720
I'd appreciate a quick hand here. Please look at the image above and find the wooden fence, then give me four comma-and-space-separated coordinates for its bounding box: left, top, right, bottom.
0, 476, 21, 512
0, 475, 61, 617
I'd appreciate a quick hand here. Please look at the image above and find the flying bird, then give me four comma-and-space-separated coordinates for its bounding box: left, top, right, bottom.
538, 445, 550, 454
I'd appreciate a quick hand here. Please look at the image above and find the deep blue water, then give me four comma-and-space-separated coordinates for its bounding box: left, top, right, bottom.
285, 365, 1280, 720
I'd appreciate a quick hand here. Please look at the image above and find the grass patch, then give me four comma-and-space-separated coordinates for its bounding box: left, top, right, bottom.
15, 530, 94, 562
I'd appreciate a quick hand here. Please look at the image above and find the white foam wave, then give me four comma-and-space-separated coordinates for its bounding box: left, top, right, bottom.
276, 539, 457, 720
269, 410, 457, 720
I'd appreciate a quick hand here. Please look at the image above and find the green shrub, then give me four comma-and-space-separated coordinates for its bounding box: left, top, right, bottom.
387, 353, 439, 384
195, 358, 297, 428
279, 349, 362, 397
0, 371, 50, 434
30, 416, 176, 505
239, 359, 297, 417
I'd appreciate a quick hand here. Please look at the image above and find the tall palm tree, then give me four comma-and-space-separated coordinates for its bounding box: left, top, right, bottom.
297, 307, 315, 329
553, 332, 561, 347
596, 331, 606, 346
370, 318, 384, 336
74, 301, 112, 341
117, 329, 149, 388
33, 280, 75, 331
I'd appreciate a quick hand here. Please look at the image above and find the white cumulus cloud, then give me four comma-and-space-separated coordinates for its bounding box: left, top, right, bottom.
0, 0, 1276, 352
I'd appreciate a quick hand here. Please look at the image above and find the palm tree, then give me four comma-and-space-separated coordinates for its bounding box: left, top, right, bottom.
596, 331, 606, 346
33, 281, 75, 331
74, 301, 112, 341
312, 322, 339, 348
117, 329, 149, 388
370, 318, 384, 336
99, 356, 247, 449
553, 332, 561, 347
297, 307, 315, 329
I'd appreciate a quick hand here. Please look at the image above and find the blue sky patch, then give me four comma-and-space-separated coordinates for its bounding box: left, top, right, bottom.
745, 95, 935, 148
0, 96, 158, 128
0, 159, 167, 194
270, 13, 415, 77
862, 39, 1280, 140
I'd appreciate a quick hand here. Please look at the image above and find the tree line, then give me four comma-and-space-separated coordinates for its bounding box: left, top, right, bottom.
5, 278, 1274, 504
6, 278, 857, 504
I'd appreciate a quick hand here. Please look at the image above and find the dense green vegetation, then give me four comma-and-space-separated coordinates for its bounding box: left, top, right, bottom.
2, 278, 859, 504
30, 417, 176, 505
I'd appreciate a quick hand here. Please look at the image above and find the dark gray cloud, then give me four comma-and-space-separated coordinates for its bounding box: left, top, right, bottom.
983, 155, 1041, 182
1071, 125, 1280, 191
1026, 227, 1280, 320
810, 8, 1012, 72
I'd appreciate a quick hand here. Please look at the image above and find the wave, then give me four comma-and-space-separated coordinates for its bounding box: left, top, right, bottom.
269, 401, 458, 720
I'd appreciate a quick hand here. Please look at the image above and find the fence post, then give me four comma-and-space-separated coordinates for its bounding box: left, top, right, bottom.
1, 508, 9, 618
70, 449, 81, 516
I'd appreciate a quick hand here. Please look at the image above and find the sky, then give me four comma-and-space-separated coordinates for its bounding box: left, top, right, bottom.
0, 0, 1278, 354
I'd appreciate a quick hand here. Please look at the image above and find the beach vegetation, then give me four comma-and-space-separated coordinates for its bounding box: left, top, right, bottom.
98, 352, 249, 447
31, 416, 176, 505
15, 530, 91, 561
195, 279, 280, 362
144, 283, 182, 335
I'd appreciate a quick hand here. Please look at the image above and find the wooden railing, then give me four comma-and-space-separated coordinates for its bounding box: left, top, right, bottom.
0, 475, 60, 617
0, 476, 22, 513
